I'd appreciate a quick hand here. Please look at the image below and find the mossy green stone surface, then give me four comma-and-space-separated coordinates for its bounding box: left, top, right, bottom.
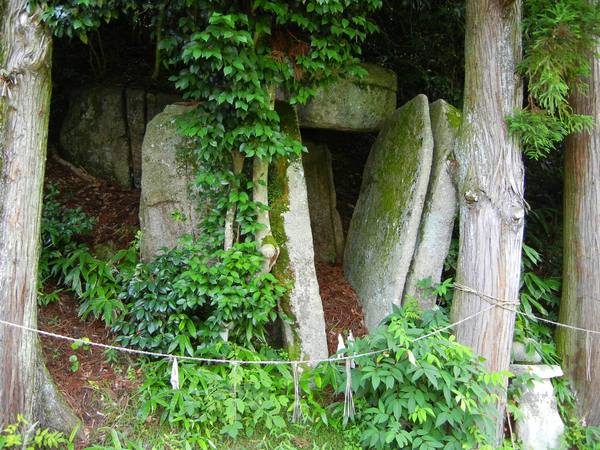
344, 95, 433, 330
270, 102, 328, 361
298, 63, 397, 132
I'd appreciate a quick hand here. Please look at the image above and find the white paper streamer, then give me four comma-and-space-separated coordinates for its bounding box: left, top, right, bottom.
170, 357, 180, 389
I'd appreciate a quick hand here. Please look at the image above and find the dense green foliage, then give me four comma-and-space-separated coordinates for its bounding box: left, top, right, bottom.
337, 302, 503, 450
39, 185, 134, 323
137, 344, 332, 444
362, 0, 464, 106
113, 240, 286, 354
508, 0, 600, 159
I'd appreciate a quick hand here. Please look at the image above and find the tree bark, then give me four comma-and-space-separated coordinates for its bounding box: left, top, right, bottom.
223, 149, 245, 251
253, 156, 279, 273
450, 0, 524, 438
557, 40, 600, 426
0, 0, 77, 431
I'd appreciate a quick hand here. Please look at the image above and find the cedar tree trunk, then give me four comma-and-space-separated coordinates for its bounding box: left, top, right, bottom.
0, 0, 77, 431
557, 40, 600, 426
450, 0, 524, 438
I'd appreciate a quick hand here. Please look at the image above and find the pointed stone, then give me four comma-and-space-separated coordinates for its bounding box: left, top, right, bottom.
271, 102, 328, 362
344, 95, 434, 330
404, 100, 460, 309
302, 142, 345, 263
139, 104, 202, 261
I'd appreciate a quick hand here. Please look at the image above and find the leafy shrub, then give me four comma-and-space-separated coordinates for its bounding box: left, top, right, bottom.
112, 239, 287, 354
137, 343, 331, 443
39, 186, 136, 326
333, 302, 505, 450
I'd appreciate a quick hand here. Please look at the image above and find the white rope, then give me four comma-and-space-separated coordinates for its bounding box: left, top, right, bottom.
3, 282, 597, 367
454, 283, 600, 336
0, 304, 492, 366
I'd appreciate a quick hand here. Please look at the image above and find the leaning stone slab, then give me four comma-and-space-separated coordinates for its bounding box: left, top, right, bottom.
344, 95, 434, 331
298, 64, 397, 132
139, 104, 202, 261
270, 102, 328, 361
404, 100, 460, 309
302, 142, 345, 263
60, 85, 132, 187
510, 364, 565, 450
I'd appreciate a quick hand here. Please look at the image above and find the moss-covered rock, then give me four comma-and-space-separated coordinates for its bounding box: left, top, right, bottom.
344, 94, 433, 331
404, 100, 460, 309
298, 63, 397, 132
271, 102, 328, 362
302, 142, 345, 264
139, 104, 202, 261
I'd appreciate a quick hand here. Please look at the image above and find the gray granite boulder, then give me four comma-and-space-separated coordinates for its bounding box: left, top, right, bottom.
139, 104, 202, 261
344, 95, 434, 331
60, 86, 132, 187
271, 102, 328, 362
302, 142, 345, 263
511, 364, 565, 450
404, 100, 460, 309
298, 64, 397, 132
59, 86, 180, 188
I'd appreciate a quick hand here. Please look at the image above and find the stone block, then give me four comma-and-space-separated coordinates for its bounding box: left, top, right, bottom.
298, 64, 397, 132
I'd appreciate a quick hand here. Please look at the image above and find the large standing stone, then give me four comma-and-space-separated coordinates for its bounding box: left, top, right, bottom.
139, 104, 202, 261
298, 64, 397, 133
404, 100, 460, 308
271, 102, 328, 361
344, 95, 433, 331
511, 364, 565, 450
302, 142, 345, 263
60, 86, 132, 187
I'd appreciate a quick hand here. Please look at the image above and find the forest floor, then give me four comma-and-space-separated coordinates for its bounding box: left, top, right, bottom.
38, 158, 366, 446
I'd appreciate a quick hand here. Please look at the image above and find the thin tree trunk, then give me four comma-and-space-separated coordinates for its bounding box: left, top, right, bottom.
450, 0, 524, 439
253, 85, 279, 273
223, 149, 245, 251
557, 40, 600, 426
253, 156, 279, 273
0, 0, 77, 431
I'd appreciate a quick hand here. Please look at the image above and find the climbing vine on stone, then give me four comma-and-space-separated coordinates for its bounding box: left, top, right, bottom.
32, 0, 382, 351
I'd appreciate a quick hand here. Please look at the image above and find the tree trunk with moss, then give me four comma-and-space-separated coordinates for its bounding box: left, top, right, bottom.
557, 40, 600, 426
450, 0, 524, 438
0, 0, 77, 431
